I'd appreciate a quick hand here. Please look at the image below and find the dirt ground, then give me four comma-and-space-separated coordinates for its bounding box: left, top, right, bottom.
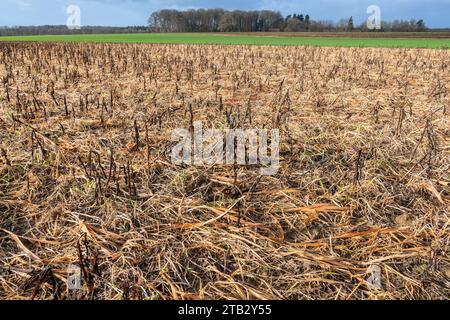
222, 31, 450, 38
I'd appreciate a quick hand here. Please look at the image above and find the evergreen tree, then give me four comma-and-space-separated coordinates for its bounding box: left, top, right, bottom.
416, 19, 426, 31
347, 16, 354, 31
305, 14, 311, 31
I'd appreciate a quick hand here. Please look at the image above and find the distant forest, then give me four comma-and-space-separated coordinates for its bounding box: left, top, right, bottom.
0, 26, 148, 37
0, 8, 443, 37
148, 9, 429, 33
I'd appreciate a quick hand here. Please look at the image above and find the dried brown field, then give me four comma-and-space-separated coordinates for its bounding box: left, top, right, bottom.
0, 42, 449, 300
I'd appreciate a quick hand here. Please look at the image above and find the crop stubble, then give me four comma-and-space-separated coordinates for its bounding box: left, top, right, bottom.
0, 42, 449, 300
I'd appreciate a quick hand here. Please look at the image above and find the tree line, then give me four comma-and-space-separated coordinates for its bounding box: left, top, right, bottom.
148, 9, 285, 32
0, 25, 148, 37
148, 9, 429, 33
0, 9, 432, 37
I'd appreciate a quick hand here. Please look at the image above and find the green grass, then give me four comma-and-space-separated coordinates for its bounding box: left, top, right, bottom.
1, 33, 449, 48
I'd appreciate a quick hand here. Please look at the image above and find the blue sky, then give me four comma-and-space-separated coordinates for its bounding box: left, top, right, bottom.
1, 0, 449, 28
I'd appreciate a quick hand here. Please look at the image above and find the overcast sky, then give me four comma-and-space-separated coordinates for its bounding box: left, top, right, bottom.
1, 0, 449, 28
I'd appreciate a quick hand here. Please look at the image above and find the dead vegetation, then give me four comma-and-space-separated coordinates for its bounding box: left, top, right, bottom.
0, 42, 449, 300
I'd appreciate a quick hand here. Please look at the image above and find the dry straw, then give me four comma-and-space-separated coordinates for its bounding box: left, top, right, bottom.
0, 42, 448, 300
